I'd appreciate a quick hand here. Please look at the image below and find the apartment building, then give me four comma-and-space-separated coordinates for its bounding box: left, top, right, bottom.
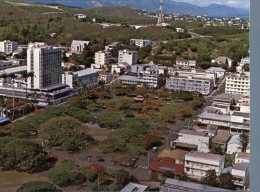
166, 75, 214, 95
130, 39, 152, 48
71, 40, 89, 53
94, 50, 111, 65
175, 59, 196, 69
118, 49, 138, 65
175, 129, 210, 152
225, 72, 250, 96
184, 151, 225, 180
0, 40, 18, 55
62, 68, 98, 90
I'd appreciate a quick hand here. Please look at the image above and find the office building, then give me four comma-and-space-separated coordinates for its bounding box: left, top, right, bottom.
118, 49, 138, 65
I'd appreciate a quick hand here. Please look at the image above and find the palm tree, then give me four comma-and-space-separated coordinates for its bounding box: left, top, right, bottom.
8, 73, 17, 108
240, 132, 249, 152
21, 71, 34, 103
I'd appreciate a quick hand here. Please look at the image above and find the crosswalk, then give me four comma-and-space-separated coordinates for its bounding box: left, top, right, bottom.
137, 164, 148, 169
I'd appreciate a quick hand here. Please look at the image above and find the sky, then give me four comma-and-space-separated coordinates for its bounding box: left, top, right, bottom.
174, 0, 250, 9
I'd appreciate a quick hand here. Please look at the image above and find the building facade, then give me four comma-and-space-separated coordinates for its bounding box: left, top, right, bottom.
27, 42, 62, 89
118, 49, 138, 65
184, 151, 225, 180
130, 39, 152, 48
94, 50, 111, 65
225, 72, 250, 96
0, 40, 18, 55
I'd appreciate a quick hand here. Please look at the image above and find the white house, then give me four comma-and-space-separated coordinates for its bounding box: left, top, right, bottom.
184, 151, 225, 180
74, 14, 87, 19
231, 163, 249, 190
175, 59, 196, 69
98, 71, 114, 84
227, 135, 243, 154
175, 129, 210, 152
176, 28, 185, 32
212, 56, 233, 68
71, 40, 90, 53
130, 39, 152, 48
235, 152, 250, 164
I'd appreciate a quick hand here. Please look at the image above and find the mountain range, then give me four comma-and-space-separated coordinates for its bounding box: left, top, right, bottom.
25, 0, 249, 18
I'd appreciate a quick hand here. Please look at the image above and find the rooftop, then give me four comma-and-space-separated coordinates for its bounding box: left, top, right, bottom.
120, 182, 148, 192
71, 40, 90, 46
212, 131, 231, 145
161, 178, 230, 191
120, 75, 138, 82
228, 134, 242, 146
213, 56, 232, 62
179, 129, 207, 137
233, 163, 249, 171
199, 112, 231, 122
159, 149, 189, 161
185, 151, 223, 161
149, 157, 184, 176
232, 111, 250, 118
213, 93, 236, 102
0, 66, 27, 75
206, 67, 226, 72
237, 152, 250, 160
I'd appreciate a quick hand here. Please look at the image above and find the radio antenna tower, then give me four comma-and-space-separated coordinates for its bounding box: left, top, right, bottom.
157, 0, 164, 25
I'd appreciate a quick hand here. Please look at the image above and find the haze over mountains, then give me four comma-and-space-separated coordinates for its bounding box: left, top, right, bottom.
25, 0, 249, 18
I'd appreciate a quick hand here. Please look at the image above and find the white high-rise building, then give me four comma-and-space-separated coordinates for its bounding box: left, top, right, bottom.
94, 50, 111, 65
0, 40, 18, 55
118, 49, 138, 65
27, 42, 62, 89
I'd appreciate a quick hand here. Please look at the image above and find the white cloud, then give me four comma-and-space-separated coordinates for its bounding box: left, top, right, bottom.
174, 0, 249, 9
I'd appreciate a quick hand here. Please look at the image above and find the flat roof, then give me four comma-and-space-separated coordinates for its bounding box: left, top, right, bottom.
179, 129, 207, 137
120, 75, 138, 81
186, 151, 223, 161
162, 178, 230, 191
212, 131, 231, 144
74, 68, 97, 77
228, 134, 242, 145
206, 67, 226, 72
237, 152, 250, 160
213, 93, 236, 102
232, 111, 250, 118
199, 112, 231, 122
120, 182, 148, 192
233, 163, 249, 171
0, 66, 27, 75
159, 149, 189, 161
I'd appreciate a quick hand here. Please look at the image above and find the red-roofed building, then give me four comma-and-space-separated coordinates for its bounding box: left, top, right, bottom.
149, 157, 184, 176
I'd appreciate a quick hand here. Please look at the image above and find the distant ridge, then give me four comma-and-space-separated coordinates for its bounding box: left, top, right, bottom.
22, 0, 249, 18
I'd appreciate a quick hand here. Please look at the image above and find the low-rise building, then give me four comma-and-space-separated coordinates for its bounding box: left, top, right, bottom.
118, 49, 138, 65
74, 14, 87, 19
184, 151, 225, 180
235, 152, 250, 164
166, 74, 214, 95
62, 68, 98, 90
71, 40, 90, 53
160, 178, 230, 192
212, 56, 233, 68
105, 42, 119, 51
227, 134, 243, 155
175, 129, 210, 152
231, 163, 249, 190
98, 71, 113, 83
212, 130, 231, 151
130, 39, 152, 48
120, 182, 149, 192
205, 67, 226, 79
0, 40, 18, 55
176, 28, 185, 32
212, 93, 237, 115
225, 72, 250, 96
175, 59, 196, 69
